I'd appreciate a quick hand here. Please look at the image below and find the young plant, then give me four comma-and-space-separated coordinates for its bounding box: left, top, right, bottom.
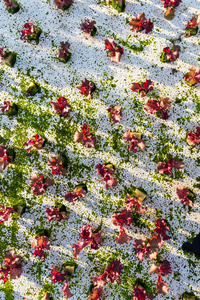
0, 99, 18, 115
160, 45, 180, 63
185, 15, 200, 37
105, 0, 125, 13
107, 105, 122, 123
72, 223, 102, 259
132, 286, 153, 300
130, 79, 153, 97
50, 266, 73, 298
56, 42, 71, 63
31, 236, 50, 260
0, 46, 17, 67
76, 78, 96, 99
0, 205, 14, 225
157, 158, 185, 175
160, 0, 182, 20
187, 126, 200, 145
47, 156, 68, 175
176, 186, 195, 207
74, 124, 96, 148
123, 130, 145, 152
184, 66, 200, 86
4, 0, 19, 14
0, 251, 22, 284
104, 38, 124, 62
25, 82, 40, 96
95, 162, 118, 189
0, 145, 13, 171
23, 134, 45, 152
129, 13, 154, 34
144, 97, 171, 120
49, 96, 71, 116
53, 0, 73, 10
20, 21, 42, 44
65, 183, 87, 204
91, 259, 123, 288
45, 205, 68, 222
30, 174, 54, 196
81, 19, 97, 39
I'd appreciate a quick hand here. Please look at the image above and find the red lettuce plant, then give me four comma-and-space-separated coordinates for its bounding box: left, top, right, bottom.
0, 145, 12, 171
76, 78, 95, 99
53, 0, 73, 10
107, 105, 122, 123
185, 15, 200, 37
126, 194, 147, 215
45, 206, 68, 222
49, 96, 71, 116
91, 259, 123, 288
157, 158, 185, 175
176, 186, 194, 207
95, 163, 118, 189
4, 0, 19, 13
132, 286, 153, 300
56, 42, 71, 63
187, 127, 200, 145
23, 134, 45, 152
154, 218, 171, 241
50, 266, 73, 298
0, 205, 14, 225
0, 99, 18, 115
184, 66, 200, 86
65, 184, 87, 204
133, 234, 165, 261
150, 260, 172, 276
47, 156, 68, 175
144, 97, 171, 120
115, 226, 132, 245
0, 251, 22, 284
123, 130, 145, 152
160, 0, 182, 20
160, 45, 180, 63
20, 21, 41, 44
74, 124, 96, 148
130, 79, 153, 97
129, 13, 154, 34
156, 275, 170, 294
104, 38, 124, 62
81, 19, 97, 39
72, 223, 102, 259
87, 286, 104, 300
30, 174, 54, 196
32, 236, 50, 260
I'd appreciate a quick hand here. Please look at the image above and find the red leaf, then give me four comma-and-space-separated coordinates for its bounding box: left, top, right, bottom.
50, 265, 66, 283
61, 275, 73, 299
116, 226, 132, 244
72, 240, 90, 259
0, 205, 14, 224
107, 105, 122, 123
50, 97, 71, 116
112, 209, 133, 227
156, 275, 170, 295
132, 286, 148, 300
104, 38, 124, 62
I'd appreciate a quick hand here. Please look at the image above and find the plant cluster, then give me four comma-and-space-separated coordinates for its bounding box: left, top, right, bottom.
74, 124, 96, 148
144, 97, 171, 120
104, 38, 124, 62
129, 13, 154, 34
123, 130, 145, 152
95, 162, 118, 189
72, 223, 102, 259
